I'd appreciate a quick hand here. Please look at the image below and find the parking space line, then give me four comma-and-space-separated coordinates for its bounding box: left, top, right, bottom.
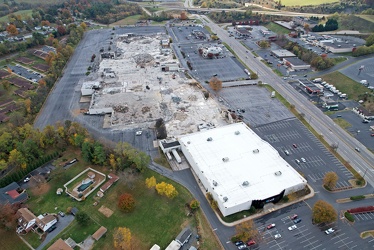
303, 240, 320, 248
300, 236, 315, 243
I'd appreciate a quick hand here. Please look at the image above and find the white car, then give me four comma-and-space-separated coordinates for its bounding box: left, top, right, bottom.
24, 177, 30, 183
288, 225, 297, 231
325, 228, 335, 235
301, 157, 306, 163
274, 234, 282, 239
135, 131, 142, 136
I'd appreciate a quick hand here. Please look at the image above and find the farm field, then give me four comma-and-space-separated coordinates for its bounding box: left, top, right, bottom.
111, 14, 142, 26
0, 10, 33, 22
282, 0, 338, 6
25, 148, 221, 250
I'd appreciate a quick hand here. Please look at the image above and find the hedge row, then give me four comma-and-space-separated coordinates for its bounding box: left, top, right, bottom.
0, 151, 60, 188
344, 212, 355, 222
348, 206, 374, 214
350, 195, 365, 201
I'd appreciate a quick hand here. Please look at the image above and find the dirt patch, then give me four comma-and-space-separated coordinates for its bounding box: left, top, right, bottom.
98, 205, 114, 218
30, 182, 51, 196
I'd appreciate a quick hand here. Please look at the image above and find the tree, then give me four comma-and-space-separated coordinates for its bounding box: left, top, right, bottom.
6, 24, 18, 36
155, 182, 178, 199
209, 76, 222, 92
145, 176, 157, 189
8, 149, 27, 169
366, 34, 374, 47
113, 227, 132, 250
0, 204, 19, 230
235, 220, 260, 242
312, 200, 337, 224
190, 199, 200, 211
76, 211, 89, 225
258, 40, 270, 48
118, 193, 136, 212
323, 172, 338, 190
180, 12, 187, 20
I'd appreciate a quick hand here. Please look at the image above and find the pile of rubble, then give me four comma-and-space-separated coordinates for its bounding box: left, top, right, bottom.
133, 53, 154, 65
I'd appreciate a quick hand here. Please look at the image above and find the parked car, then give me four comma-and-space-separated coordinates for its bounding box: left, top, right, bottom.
23, 177, 30, 183
362, 119, 369, 123
294, 218, 302, 224
235, 241, 244, 246
47, 224, 57, 233
371, 134, 374, 137
301, 157, 306, 163
288, 225, 297, 231
284, 150, 290, 156
295, 159, 300, 164
267, 223, 276, 229
237, 244, 247, 250
325, 228, 335, 235
58, 211, 65, 217
292, 144, 297, 148
274, 234, 282, 239
247, 240, 256, 246
290, 214, 298, 220
135, 131, 142, 136
355, 147, 360, 152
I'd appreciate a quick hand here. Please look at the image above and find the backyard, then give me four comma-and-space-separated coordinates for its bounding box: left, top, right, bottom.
24, 148, 221, 250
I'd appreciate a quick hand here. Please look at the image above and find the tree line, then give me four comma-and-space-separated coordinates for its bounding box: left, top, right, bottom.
0, 120, 150, 187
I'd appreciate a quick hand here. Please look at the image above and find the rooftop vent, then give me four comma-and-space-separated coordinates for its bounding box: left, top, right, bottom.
187, 141, 191, 144
223, 197, 228, 202
242, 181, 249, 186
213, 180, 218, 186
207, 137, 213, 141
222, 157, 229, 162
274, 171, 282, 176
235, 131, 240, 135
253, 149, 259, 153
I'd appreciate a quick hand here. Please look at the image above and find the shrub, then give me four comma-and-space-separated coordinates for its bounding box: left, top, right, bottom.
350, 195, 365, 201
344, 212, 354, 222
118, 193, 136, 212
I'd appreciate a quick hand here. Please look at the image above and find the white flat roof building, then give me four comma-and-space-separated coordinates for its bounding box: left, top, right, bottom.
179, 122, 307, 217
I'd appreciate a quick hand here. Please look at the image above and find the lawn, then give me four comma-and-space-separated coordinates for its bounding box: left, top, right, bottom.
111, 15, 142, 26
0, 228, 29, 250
357, 15, 374, 23
25, 149, 221, 250
333, 118, 352, 129
265, 22, 290, 35
320, 71, 374, 110
281, 0, 338, 6
338, 15, 374, 33
0, 10, 33, 22
22, 232, 42, 249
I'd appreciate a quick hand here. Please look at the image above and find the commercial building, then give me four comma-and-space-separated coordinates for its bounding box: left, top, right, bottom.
298, 79, 322, 94
271, 49, 296, 59
283, 57, 310, 71
179, 123, 307, 217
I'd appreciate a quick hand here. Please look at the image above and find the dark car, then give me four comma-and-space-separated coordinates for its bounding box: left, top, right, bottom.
294, 218, 302, 224
47, 224, 57, 233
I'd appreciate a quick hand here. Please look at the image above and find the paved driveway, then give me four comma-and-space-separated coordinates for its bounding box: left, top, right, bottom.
36, 215, 74, 250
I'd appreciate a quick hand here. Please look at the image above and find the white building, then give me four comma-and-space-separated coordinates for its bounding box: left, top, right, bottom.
81, 81, 101, 96
179, 123, 307, 217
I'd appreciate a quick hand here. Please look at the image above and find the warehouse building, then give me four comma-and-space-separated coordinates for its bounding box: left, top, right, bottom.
179, 123, 307, 217
283, 57, 310, 71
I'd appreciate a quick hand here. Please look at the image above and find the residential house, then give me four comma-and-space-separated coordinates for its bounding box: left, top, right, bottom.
37, 214, 58, 232
47, 239, 73, 250
0, 182, 28, 205
17, 208, 37, 233
176, 227, 192, 246
92, 226, 107, 241
99, 173, 119, 193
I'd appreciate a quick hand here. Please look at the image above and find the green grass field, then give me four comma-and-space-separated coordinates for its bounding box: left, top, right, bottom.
265, 22, 290, 35
111, 15, 142, 26
321, 72, 374, 110
281, 0, 338, 6
357, 15, 374, 23
25, 149, 221, 250
0, 10, 33, 22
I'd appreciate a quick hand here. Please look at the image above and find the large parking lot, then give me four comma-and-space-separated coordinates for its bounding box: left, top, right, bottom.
249, 203, 374, 250
254, 118, 354, 189
170, 25, 210, 44
8, 64, 43, 82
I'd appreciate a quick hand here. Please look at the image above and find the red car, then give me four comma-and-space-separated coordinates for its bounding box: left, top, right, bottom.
247, 240, 256, 246
290, 214, 298, 220
371, 134, 374, 137
267, 223, 276, 229
292, 144, 297, 148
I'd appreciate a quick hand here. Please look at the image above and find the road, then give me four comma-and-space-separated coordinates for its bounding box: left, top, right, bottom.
201, 15, 374, 188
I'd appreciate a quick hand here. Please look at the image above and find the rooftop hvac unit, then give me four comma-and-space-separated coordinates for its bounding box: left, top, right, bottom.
222, 157, 229, 162
223, 197, 228, 202
235, 131, 240, 135
213, 180, 218, 186
187, 141, 191, 144
253, 149, 259, 153
242, 181, 249, 186
274, 171, 282, 176
207, 137, 213, 141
